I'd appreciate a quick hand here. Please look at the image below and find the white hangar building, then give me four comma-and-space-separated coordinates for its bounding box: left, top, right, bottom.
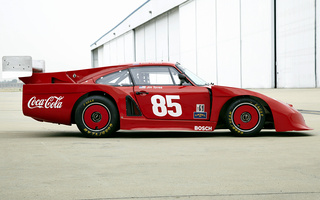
90, 0, 320, 88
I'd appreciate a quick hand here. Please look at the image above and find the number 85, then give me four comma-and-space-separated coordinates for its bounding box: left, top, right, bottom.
151, 95, 182, 117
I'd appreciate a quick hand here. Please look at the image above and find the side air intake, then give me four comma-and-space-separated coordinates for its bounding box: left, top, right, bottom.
126, 96, 142, 116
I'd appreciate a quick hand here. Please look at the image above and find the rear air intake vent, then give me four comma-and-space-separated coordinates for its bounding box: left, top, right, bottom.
126, 96, 142, 116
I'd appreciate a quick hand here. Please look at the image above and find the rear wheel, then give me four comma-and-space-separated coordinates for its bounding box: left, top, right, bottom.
225, 98, 265, 136
75, 96, 119, 137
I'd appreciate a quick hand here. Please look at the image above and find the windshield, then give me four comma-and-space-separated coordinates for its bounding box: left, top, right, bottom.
176, 64, 208, 86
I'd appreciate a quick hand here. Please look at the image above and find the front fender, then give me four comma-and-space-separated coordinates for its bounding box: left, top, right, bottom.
212, 86, 311, 132
261, 97, 312, 132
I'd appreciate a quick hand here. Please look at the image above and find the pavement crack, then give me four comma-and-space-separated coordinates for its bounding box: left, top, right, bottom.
81, 191, 320, 200
298, 109, 320, 115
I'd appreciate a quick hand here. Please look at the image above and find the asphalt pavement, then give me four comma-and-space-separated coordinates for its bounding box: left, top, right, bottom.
0, 89, 320, 200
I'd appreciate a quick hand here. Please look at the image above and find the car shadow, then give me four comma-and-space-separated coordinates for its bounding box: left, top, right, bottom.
113, 130, 313, 138
37, 130, 314, 138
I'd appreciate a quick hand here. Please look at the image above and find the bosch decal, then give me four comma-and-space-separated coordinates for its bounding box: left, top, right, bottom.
28, 96, 64, 109
194, 126, 213, 131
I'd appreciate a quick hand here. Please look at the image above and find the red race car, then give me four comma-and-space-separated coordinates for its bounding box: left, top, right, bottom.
19, 62, 311, 137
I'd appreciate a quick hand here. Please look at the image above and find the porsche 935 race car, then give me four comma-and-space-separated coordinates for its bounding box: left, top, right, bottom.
18, 62, 311, 137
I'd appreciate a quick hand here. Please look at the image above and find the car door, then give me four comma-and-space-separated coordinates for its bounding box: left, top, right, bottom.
130, 66, 211, 120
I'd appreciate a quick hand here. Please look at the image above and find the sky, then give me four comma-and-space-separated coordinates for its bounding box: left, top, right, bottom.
0, 0, 146, 80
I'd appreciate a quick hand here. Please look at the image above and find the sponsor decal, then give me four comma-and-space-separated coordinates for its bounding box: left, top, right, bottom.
27, 96, 64, 109
194, 104, 207, 119
194, 112, 207, 119
194, 126, 213, 131
196, 104, 205, 112
141, 86, 163, 89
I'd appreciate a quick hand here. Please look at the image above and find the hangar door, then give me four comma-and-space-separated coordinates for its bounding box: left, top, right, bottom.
134, 8, 180, 63
276, 0, 316, 88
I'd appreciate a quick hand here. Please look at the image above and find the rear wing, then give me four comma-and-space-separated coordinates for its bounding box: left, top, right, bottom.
2, 56, 86, 85
2, 56, 129, 85
2, 56, 78, 84
2, 56, 45, 79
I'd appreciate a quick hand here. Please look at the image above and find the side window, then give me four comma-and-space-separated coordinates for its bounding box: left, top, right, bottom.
96, 70, 132, 86
169, 67, 192, 86
169, 67, 181, 85
130, 66, 174, 85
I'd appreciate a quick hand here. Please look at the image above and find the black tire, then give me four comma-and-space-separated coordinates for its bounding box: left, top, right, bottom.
75, 95, 119, 137
225, 98, 265, 136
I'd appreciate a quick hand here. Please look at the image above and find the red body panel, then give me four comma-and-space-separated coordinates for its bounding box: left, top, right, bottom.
20, 63, 311, 133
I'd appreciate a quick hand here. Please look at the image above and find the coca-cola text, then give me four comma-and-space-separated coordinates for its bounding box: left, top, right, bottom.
28, 96, 64, 109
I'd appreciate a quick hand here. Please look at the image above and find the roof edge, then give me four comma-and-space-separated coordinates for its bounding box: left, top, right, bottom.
90, 0, 151, 47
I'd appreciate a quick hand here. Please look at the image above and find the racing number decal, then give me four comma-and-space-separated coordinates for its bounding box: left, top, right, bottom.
151, 95, 167, 117
166, 95, 182, 117
151, 95, 182, 117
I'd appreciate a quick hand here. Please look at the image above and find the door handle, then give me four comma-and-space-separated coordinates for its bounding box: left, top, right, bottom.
136, 91, 149, 95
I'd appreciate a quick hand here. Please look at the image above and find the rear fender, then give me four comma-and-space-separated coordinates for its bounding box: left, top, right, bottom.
22, 84, 133, 125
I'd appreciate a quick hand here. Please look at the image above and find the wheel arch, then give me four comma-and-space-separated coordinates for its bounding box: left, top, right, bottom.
71, 91, 118, 124
216, 95, 274, 129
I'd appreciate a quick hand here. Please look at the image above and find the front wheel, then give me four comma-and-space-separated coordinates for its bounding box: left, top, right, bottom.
75, 96, 119, 137
225, 98, 265, 136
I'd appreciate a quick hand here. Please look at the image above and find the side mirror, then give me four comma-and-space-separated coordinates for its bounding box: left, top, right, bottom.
178, 74, 188, 85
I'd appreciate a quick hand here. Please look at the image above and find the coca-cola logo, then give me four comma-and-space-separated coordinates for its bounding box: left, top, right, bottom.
27, 96, 64, 109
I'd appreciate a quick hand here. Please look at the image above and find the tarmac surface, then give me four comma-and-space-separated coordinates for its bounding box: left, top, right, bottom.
0, 89, 320, 200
